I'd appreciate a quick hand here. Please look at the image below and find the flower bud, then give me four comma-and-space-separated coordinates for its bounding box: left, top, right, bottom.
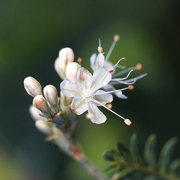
54, 47, 74, 79
65, 62, 80, 83
29, 105, 47, 121
33, 95, 49, 113
35, 120, 50, 134
24, 76, 42, 97
43, 85, 58, 106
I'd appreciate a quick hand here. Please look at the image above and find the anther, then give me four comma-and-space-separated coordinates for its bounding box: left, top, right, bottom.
108, 68, 115, 73
80, 76, 86, 81
77, 57, 83, 64
98, 46, 103, 53
136, 63, 142, 70
86, 113, 93, 119
124, 119, 132, 126
113, 35, 120, 42
128, 85, 134, 90
120, 57, 126, 61
106, 103, 113, 109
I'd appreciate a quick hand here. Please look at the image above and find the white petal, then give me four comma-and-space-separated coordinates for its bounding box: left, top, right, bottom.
91, 68, 112, 92
77, 68, 93, 89
90, 53, 97, 71
95, 90, 113, 104
60, 80, 81, 98
87, 103, 106, 124
71, 98, 87, 115
96, 53, 105, 67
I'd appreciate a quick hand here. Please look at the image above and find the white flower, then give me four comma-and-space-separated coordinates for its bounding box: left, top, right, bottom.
90, 35, 147, 99
61, 67, 130, 125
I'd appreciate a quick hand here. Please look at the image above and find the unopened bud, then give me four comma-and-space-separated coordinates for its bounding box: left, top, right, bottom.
66, 62, 80, 83
54, 47, 74, 79
106, 103, 112, 109
24, 76, 42, 97
43, 85, 58, 106
33, 95, 49, 113
35, 120, 50, 134
29, 105, 47, 121
114, 34, 120, 41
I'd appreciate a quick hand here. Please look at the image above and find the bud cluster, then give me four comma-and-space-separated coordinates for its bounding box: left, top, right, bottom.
24, 36, 146, 135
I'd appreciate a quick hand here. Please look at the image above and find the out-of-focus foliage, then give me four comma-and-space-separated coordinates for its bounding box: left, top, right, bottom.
103, 134, 180, 180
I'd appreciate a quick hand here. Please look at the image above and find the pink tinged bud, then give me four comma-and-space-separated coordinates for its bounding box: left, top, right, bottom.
33, 95, 49, 113
124, 119, 132, 126
29, 105, 47, 121
113, 34, 120, 41
43, 85, 58, 106
35, 120, 50, 134
65, 62, 80, 83
24, 77, 42, 97
54, 47, 74, 79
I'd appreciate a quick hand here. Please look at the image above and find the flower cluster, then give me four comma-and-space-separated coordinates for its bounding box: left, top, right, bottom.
24, 35, 146, 134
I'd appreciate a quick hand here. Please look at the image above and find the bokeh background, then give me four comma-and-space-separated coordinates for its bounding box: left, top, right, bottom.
0, 0, 180, 179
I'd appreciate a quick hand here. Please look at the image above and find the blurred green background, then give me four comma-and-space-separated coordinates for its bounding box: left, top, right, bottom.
0, 0, 180, 179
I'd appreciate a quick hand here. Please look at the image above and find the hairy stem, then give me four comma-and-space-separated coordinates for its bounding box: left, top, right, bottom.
53, 133, 108, 180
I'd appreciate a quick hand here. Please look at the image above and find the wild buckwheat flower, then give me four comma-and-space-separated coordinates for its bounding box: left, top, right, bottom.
61, 67, 131, 125
90, 35, 147, 99
54, 47, 74, 79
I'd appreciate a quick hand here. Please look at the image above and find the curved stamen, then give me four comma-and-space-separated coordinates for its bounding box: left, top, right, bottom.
112, 69, 134, 81
96, 87, 129, 95
106, 35, 119, 62
91, 99, 131, 126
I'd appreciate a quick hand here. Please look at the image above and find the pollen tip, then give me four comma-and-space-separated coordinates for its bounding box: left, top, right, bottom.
114, 34, 120, 41
108, 68, 115, 73
136, 63, 142, 70
128, 85, 134, 90
80, 76, 86, 81
124, 119, 132, 126
86, 113, 93, 119
120, 57, 126, 61
98, 46, 103, 53
106, 103, 113, 109
77, 57, 83, 63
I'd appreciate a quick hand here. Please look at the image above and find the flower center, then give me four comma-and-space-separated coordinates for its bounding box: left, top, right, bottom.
82, 89, 92, 99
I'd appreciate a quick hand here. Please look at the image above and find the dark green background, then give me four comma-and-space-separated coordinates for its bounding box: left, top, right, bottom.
0, 0, 180, 179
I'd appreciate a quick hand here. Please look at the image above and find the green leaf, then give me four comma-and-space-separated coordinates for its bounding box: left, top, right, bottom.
158, 137, 178, 171
129, 133, 141, 162
117, 143, 132, 162
144, 134, 157, 167
103, 149, 119, 161
143, 175, 157, 180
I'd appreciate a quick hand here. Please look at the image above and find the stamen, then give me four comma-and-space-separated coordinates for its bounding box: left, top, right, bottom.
106, 35, 119, 61
106, 103, 112, 109
136, 63, 142, 70
96, 87, 129, 95
113, 34, 120, 42
111, 57, 126, 71
108, 68, 115, 73
91, 99, 131, 126
124, 119, 132, 126
111, 69, 134, 81
128, 85, 134, 90
80, 76, 86, 81
86, 113, 94, 119
98, 46, 103, 53
77, 57, 83, 64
